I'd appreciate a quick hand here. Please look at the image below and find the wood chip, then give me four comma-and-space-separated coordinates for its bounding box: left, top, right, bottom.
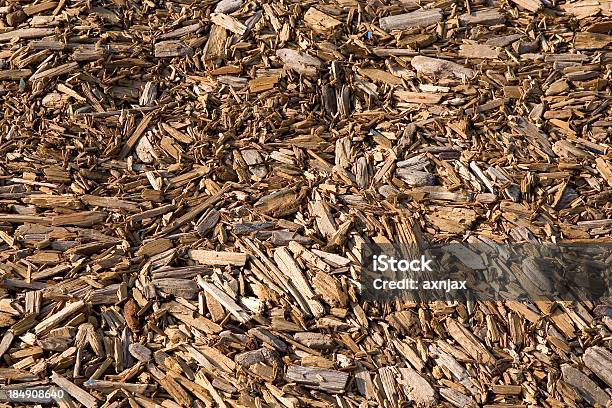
411, 56, 475, 79
51, 371, 98, 408
189, 250, 247, 266
285, 365, 349, 393
379, 9, 443, 31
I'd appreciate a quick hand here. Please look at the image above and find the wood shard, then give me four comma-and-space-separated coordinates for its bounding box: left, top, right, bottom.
155, 40, 189, 58
276, 48, 322, 76
561, 365, 610, 406
51, 371, 98, 408
583, 347, 612, 388
189, 249, 247, 266
215, 0, 244, 14
411, 56, 475, 79
30, 62, 80, 81
398, 367, 436, 407
0, 28, 55, 41
379, 9, 443, 31
395, 90, 443, 104
211, 12, 247, 35
197, 277, 251, 323
0, 69, 32, 80
459, 9, 505, 26
285, 365, 349, 393
510, 0, 544, 12
459, 44, 500, 59
304, 8, 342, 34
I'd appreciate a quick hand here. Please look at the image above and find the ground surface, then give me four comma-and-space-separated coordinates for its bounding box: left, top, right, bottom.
0, 0, 611, 407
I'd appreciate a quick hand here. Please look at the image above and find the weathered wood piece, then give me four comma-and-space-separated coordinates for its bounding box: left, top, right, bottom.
0, 69, 32, 80
215, 0, 244, 13
211, 12, 247, 35
583, 347, 612, 388
459, 9, 505, 25
0, 28, 55, 41
379, 9, 443, 31
561, 365, 610, 406
30, 62, 79, 81
510, 0, 544, 12
189, 250, 247, 266
304, 8, 341, 34
398, 367, 437, 406
51, 372, 98, 408
197, 277, 251, 323
276, 48, 322, 76
154, 40, 189, 58
285, 365, 349, 393
411, 56, 475, 79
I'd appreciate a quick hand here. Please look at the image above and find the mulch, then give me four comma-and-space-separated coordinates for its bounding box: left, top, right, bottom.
0, 0, 611, 406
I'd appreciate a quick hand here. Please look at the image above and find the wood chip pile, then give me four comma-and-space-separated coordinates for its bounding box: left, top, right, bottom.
0, 0, 611, 406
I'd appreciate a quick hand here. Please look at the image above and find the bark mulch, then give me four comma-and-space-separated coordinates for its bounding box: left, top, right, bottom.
0, 0, 611, 407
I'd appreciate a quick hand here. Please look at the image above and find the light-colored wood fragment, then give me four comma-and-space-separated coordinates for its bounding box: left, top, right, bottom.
398, 366, 437, 407
379, 9, 443, 31
158, 23, 202, 40
189, 250, 247, 266
129, 343, 152, 362
197, 277, 251, 323
155, 40, 189, 58
411, 56, 475, 79
285, 365, 349, 393
30, 62, 79, 81
562, 0, 612, 17
153, 278, 199, 299
510, 0, 544, 11
51, 371, 98, 408
459, 9, 505, 25
81, 194, 139, 211
595, 158, 612, 186
304, 8, 341, 34
161, 123, 193, 144
440, 388, 478, 407
166, 301, 222, 334
276, 49, 322, 77
34, 300, 85, 334
395, 91, 443, 104
215, 0, 243, 13
459, 44, 500, 59
211, 12, 247, 35
0, 28, 56, 41
273, 248, 324, 317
